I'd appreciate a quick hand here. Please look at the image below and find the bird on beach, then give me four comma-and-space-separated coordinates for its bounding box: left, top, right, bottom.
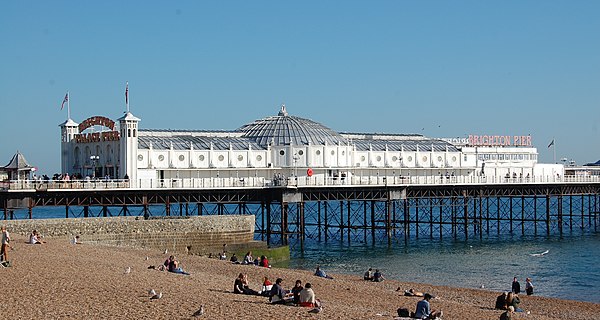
192, 305, 205, 317
124, 266, 131, 274
163, 249, 168, 254
145, 256, 149, 261
148, 289, 156, 296
530, 250, 549, 257
150, 292, 163, 300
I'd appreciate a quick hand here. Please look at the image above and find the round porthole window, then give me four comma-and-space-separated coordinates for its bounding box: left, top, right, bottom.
361, 156, 366, 161
330, 150, 335, 155
179, 155, 185, 161
452, 156, 457, 162
298, 150, 304, 156
279, 150, 285, 156
137, 154, 143, 161
422, 156, 428, 162
316, 150, 321, 155
199, 155, 205, 161
376, 156, 382, 161
256, 155, 262, 161
341, 151, 345, 155
218, 155, 224, 161
237, 155, 244, 161
407, 156, 413, 162
158, 155, 164, 161
437, 156, 443, 162
392, 156, 398, 161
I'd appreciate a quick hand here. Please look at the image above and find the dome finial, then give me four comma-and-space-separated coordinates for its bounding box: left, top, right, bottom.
278, 103, 288, 116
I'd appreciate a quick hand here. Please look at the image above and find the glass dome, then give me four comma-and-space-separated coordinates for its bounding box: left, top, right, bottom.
237, 105, 347, 147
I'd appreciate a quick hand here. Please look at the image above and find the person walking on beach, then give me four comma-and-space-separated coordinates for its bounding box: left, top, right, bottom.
525, 278, 534, 295
1, 226, 10, 262
511, 277, 521, 294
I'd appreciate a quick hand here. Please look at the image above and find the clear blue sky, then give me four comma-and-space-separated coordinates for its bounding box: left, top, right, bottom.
1, 1, 599, 174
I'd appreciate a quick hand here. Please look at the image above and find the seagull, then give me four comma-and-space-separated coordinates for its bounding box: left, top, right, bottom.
480, 284, 485, 289
163, 249, 168, 254
148, 289, 156, 296
530, 250, 549, 257
150, 292, 163, 300
192, 305, 205, 317
124, 266, 131, 274
145, 256, 149, 261
308, 306, 323, 313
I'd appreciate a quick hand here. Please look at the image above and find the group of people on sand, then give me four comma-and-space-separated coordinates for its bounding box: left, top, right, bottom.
493, 276, 535, 319
228, 251, 271, 268
363, 267, 385, 282
148, 255, 191, 275
233, 273, 321, 308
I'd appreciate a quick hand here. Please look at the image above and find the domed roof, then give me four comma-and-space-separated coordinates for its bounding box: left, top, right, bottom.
237, 105, 348, 147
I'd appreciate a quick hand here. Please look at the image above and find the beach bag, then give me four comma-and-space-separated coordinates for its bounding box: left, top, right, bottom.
397, 308, 410, 317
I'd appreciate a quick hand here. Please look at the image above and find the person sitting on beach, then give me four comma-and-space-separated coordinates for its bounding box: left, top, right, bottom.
234, 273, 259, 295
29, 230, 43, 244
261, 276, 273, 295
260, 255, 270, 268
230, 253, 239, 264
414, 293, 443, 320
269, 278, 292, 304
373, 269, 384, 282
314, 266, 333, 279
291, 280, 303, 305
299, 282, 321, 308
495, 292, 508, 310
506, 292, 523, 312
500, 306, 514, 320
166, 255, 190, 275
403, 288, 424, 297
243, 251, 253, 265
525, 278, 534, 295
364, 268, 373, 281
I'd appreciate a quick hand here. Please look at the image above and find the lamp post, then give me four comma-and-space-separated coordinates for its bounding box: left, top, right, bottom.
90, 155, 99, 179
293, 152, 300, 185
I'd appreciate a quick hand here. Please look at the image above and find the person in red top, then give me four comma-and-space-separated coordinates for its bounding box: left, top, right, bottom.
260, 255, 270, 268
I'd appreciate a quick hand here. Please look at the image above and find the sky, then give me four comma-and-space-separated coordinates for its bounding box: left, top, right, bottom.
1, 1, 599, 174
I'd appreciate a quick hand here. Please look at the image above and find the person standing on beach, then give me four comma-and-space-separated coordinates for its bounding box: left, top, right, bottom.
511, 277, 521, 294
1, 226, 10, 262
525, 278, 534, 295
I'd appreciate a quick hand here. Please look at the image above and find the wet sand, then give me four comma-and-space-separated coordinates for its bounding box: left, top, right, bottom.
2, 235, 598, 319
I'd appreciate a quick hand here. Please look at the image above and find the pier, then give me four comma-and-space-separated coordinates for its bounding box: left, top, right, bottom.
2, 176, 599, 249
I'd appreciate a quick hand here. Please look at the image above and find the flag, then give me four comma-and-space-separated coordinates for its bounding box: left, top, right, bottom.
548, 139, 555, 148
61, 92, 68, 110
125, 82, 129, 105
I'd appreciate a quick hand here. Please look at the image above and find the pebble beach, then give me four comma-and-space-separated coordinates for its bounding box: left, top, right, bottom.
2, 235, 599, 320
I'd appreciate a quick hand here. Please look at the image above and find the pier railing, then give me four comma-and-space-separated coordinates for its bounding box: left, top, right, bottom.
3, 174, 600, 191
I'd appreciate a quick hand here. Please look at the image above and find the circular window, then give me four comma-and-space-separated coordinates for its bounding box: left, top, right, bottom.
407, 156, 413, 162
237, 155, 244, 161
137, 154, 143, 161
360, 156, 366, 161
279, 150, 285, 156
158, 155, 164, 161
218, 155, 224, 161
179, 155, 185, 161
256, 155, 262, 161
341, 151, 345, 156
330, 150, 335, 155
437, 156, 443, 162
316, 150, 321, 155
392, 156, 398, 161
376, 156, 382, 161
298, 150, 304, 156
199, 155, 205, 161
422, 156, 428, 162
452, 156, 457, 162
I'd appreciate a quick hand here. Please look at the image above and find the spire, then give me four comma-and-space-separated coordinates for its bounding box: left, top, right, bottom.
278, 103, 288, 116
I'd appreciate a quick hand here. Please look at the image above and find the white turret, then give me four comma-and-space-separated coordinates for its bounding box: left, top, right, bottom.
59, 118, 79, 175
118, 112, 140, 186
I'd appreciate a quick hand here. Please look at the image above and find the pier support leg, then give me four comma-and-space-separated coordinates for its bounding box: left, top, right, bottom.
83, 206, 89, 218
266, 200, 271, 244
300, 202, 305, 251
546, 195, 551, 235
317, 201, 322, 242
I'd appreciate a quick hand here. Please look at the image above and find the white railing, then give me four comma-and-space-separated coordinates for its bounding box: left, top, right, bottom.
3, 175, 600, 191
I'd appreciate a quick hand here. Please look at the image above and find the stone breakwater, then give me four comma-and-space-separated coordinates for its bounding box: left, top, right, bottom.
2, 215, 255, 254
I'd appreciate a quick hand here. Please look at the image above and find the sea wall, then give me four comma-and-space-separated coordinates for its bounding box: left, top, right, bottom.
2, 215, 255, 254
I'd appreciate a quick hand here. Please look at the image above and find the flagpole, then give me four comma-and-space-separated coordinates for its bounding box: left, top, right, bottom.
67, 91, 71, 119
126, 81, 129, 113
553, 137, 556, 163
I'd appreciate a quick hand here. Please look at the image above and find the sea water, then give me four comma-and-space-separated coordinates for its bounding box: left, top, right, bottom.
280, 233, 600, 303
8, 205, 600, 303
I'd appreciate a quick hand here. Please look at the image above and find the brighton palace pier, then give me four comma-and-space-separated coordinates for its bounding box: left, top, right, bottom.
59, 105, 560, 187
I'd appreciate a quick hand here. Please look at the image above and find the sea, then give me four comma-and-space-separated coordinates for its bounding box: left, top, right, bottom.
8, 205, 600, 304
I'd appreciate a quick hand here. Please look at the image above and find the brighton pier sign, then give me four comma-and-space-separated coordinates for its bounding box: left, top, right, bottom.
74, 116, 120, 143
468, 134, 532, 147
